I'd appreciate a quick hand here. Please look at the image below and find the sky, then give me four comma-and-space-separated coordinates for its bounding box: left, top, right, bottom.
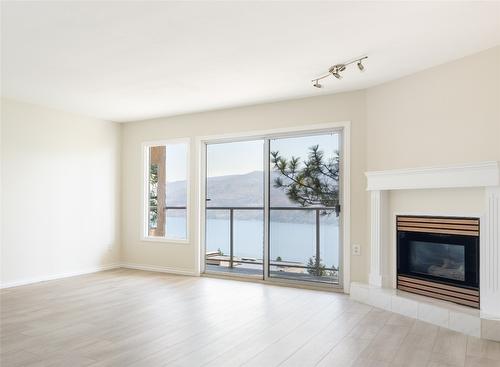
162, 132, 340, 182
165, 143, 188, 182
206, 133, 340, 178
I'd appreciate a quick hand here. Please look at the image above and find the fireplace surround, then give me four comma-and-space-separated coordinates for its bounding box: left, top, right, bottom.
350, 161, 500, 340
396, 215, 480, 308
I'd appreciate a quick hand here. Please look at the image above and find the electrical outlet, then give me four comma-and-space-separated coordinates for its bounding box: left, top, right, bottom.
352, 244, 361, 256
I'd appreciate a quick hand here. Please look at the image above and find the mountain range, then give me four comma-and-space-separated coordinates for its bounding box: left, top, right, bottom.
166, 171, 297, 207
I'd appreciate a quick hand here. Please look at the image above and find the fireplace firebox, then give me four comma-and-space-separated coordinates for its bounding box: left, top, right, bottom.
397, 215, 479, 308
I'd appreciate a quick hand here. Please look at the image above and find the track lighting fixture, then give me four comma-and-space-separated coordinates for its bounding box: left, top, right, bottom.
311, 56, 368, 88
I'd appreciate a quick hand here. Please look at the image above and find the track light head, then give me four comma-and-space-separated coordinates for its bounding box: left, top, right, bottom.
328, 64, 345, 80
357, 60, 365, 71
329, 64, 345, 74
312, 80, 323, 88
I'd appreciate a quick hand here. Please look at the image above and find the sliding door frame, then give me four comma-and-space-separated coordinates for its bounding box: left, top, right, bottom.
196, 121, 351, 292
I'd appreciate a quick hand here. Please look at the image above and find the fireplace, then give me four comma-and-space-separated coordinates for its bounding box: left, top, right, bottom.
397, 215, 480, 308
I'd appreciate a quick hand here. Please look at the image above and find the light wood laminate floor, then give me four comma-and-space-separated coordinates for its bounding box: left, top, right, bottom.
1, 269, 499, 367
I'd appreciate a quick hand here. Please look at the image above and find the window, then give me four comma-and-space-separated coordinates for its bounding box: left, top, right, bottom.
144, 140, 188, 241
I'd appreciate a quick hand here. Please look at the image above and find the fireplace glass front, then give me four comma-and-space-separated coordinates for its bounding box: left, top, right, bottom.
397, 230, 479, 289
408, 240, 465, 282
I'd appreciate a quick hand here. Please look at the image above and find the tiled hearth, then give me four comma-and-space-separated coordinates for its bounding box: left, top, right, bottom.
350, 283, 499, 339
350, 161, 500, 341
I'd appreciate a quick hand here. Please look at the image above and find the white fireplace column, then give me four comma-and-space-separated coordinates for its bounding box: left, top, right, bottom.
369, 190, 389, 287
481, 186, 500, 317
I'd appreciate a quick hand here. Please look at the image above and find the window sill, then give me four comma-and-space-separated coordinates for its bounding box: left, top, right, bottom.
141, 236, 190, 245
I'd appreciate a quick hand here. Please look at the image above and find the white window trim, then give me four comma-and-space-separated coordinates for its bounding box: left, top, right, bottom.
141, 138, 191, 244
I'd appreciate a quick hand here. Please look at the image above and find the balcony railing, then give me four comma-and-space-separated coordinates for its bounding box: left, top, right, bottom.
161, 205, 338, 281
202, 206, 339, 281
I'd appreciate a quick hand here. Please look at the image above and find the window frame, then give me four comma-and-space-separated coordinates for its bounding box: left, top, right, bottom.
197, 121, 351, 290
142, 138, 190, 244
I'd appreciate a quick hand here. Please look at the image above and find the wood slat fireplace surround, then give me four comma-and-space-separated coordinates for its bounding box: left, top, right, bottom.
397, 216, 479, 236
396, 215, 480, 309
397, 276, 479, 308
397, 217, 480, 312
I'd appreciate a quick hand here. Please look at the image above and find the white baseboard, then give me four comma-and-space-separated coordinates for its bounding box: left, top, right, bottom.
0, 264, 121, 289
1, 263, 199, 289
121, 263, 199, 276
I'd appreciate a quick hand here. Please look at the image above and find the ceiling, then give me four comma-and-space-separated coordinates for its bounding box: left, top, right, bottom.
1, 2, 499, 122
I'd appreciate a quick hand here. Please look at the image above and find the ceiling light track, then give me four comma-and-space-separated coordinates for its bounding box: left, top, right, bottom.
312, 56, 368, 88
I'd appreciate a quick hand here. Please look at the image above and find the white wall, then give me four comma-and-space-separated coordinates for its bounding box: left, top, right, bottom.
121, 91, 368, 282
1, 98, 121, 286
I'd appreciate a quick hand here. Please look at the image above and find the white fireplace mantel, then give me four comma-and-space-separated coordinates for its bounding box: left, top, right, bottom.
366, 161, 499, 191
353, 161, 500, 340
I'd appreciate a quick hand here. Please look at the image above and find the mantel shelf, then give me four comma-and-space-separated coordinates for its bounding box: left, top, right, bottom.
365, 161, 499, 191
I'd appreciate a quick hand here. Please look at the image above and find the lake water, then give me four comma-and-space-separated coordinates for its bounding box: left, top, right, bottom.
167, 216, 340, 268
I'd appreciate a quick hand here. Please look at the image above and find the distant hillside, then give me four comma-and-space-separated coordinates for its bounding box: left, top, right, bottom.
166, 171, 293, 207
165, 171, 339, 223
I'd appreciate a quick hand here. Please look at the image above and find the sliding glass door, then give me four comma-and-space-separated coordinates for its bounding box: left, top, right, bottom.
204, 130, 342, 286
268, 134, 341, 284
205, 140, 264, 277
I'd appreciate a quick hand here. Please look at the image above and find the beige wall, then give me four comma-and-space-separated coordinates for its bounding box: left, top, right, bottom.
366, 46, 500, 287
121, 91, 368, 281
366, 46, 500, 171
1, 98, 121, 286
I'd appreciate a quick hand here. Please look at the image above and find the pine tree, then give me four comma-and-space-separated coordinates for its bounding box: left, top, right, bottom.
272, 145, 339, 277
307, 256, 327, 276
270, 145, 339, 215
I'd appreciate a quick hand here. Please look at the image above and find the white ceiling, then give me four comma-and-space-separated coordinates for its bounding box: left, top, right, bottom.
1, 2, 499, 122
